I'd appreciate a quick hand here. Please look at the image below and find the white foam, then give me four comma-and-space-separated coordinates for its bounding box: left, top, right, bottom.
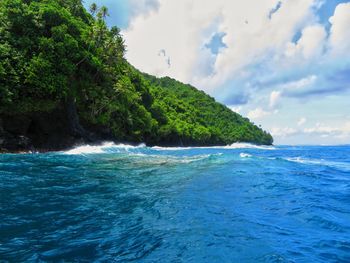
224, 143, 275, 150
151, 146, 193, 151
152, 143, 275, 151
240, 153, 252, 158
284, 157, 350, 171
63, 142, 145, 155
63, 141, 274, 155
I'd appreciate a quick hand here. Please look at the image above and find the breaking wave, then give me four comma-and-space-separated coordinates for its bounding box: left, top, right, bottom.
152, 143, 275, 151
2, 143, 350, 262
62, 142, 275, 155
223, 143, 275, 150
62, 142, 146, 155
61, 142, 225, 166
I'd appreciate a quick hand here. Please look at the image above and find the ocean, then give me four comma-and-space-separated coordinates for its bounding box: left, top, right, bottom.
0, 143, 349, 262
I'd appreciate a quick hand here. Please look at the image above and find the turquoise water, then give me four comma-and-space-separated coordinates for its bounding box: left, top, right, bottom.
1, 143, 350, 262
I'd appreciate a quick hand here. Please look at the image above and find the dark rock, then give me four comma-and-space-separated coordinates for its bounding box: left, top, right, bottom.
0, 118, 4, 134
2, 115, 31, 135
0, 133, 31, 152
0, 97, 117, 153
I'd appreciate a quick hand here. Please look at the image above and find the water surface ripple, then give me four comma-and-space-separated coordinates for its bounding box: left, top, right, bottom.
1, 144, 350, 262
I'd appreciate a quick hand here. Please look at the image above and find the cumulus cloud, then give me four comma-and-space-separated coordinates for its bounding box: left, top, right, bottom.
285, 24, 327, 59
329, 3, 350, 57
272, 3, 350, 100
271, 127, 299, 137
285, 75, 318, 90
248, 108, 272, 120
304, 122, 350, 138
123, 0, 349, 99
123, 0, 220, 83
123, 0, 320, 92
271, 121, 350, 142
269, 90, 282, 109
274, 71, 350, 100
263, 75, 323, 103
278, 75, 318, 97
297, 117, 307, 126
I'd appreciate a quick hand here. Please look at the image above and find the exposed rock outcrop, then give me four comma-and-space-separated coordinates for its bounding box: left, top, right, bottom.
0, 102, 107, 153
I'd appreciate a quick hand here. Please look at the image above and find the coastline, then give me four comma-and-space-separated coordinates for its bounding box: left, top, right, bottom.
0, 111, 272, 154
0, 138, 273, 154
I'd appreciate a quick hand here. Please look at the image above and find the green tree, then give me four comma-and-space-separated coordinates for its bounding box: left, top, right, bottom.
89, 3, 97, 16
0, 0, 273, 147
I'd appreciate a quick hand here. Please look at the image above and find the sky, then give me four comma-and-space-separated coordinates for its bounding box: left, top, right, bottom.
84, 0, 350, 145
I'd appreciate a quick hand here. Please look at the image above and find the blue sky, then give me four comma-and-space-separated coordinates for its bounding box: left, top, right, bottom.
85, 0, 350, 145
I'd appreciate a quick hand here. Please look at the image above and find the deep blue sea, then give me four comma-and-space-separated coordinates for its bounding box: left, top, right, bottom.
1, 143, 350, 262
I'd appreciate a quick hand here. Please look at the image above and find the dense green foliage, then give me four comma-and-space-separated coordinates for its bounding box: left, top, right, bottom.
0, 0, 273, 146
145, 75, 273, 145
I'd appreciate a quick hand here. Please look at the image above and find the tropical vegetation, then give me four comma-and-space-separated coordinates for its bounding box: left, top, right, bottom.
0, 0, 273, 147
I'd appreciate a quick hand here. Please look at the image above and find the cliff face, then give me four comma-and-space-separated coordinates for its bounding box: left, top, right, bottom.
0, 101, 120, 153
0, 106, 86, 152
0, 0, 273, 153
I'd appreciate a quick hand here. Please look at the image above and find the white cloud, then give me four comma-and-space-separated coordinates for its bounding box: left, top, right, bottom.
269, 90, 281, 109
247, 108, 271, 120
304, 122, 350, 138
329, 3, 350, 57
207, 0, 318, 89
268, 121, 350, 143
279, 75, 318, 96
285, 24, 327, 59
123, 0, 349, 98
228, 106, 242, 113
285, 75, 317, 90
271, 127, 298, 137
264, 75, 320, 102
123, 0, 319, 93
123, 0, 220, 83
297, 117, 307, 126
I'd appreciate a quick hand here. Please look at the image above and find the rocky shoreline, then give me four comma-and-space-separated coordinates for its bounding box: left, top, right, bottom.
0, 105, 106, 153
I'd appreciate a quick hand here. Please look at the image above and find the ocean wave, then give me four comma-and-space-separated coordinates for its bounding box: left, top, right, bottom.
173, 153, 223, 164
105, 153, 223, 167
284, 157, 350, 171
62, 141, 274, 155
223, 143, 275, 150
152, 143, 275, 151
240, 153, 252, 158
62, 142, 223, 165
62, 142, 146, 155
134, 154, 217, 164
285, 157, 320, 165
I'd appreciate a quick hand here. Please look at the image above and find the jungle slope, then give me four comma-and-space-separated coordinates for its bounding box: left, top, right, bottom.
0, 0, 272, 152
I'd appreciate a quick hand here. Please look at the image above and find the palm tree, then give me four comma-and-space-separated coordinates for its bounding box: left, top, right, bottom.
89, 3, 97, 16
99, 6, 109, 20
110, 26, 120, 38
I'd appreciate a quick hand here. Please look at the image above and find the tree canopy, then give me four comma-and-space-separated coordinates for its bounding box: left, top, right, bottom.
0, 0, 273, 146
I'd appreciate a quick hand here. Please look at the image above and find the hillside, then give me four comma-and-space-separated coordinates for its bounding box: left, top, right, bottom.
145, 74, 272, 145
0, 0, 272, 152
